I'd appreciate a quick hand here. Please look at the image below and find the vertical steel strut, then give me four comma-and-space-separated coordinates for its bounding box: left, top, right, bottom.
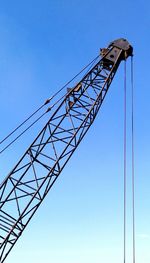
0, 38, 133, 262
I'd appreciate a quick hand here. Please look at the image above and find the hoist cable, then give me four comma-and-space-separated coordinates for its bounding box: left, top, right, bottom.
0, 55, 100, 146
131, 56, 135, 263
123, 59, 127, 263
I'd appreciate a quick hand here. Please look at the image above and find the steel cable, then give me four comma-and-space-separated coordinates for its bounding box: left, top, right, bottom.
47, 54, 100, 102
0, 55, 100, 153
124, 59, 127, 263
0, 112, 47, 154
131, 56, 135, 263
0, 104, 45, 145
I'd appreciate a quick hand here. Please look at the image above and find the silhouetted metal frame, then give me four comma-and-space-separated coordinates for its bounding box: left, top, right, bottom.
0, 46, 124, 262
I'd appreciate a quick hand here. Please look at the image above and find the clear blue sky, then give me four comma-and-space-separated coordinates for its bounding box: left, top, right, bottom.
0, 1, 149, 263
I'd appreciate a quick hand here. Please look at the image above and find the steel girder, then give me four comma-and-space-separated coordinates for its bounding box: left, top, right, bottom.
0, 38, 133, 262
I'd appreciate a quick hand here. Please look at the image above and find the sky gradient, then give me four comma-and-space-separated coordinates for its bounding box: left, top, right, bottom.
0, 1, 149, 263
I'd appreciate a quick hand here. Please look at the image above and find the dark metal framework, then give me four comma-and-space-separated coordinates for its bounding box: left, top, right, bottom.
0, 38, 133, 262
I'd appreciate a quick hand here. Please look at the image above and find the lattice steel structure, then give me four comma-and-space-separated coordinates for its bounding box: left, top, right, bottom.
0, 38, 133, 262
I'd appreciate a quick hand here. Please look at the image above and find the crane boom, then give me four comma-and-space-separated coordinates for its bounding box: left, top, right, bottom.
0, 38, 133, 263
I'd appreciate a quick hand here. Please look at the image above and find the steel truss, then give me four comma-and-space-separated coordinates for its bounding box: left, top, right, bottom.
0, 38, 133, 262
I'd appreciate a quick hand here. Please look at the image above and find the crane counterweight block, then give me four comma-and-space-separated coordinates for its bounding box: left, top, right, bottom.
0, 38, 133, 263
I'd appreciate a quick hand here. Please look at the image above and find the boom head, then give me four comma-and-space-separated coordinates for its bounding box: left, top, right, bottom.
100, 38, 133, 65
109, 38, 133, 58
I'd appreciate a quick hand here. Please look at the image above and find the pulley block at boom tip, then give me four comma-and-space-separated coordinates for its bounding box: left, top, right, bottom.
0, 38, 133, 263
100, 38, 133, 63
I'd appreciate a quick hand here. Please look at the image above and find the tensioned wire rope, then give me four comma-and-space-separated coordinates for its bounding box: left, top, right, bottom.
131, 55, 135, 263
123, 56, 135, 263
124, 59, 127, 263
0, 54, 100, 154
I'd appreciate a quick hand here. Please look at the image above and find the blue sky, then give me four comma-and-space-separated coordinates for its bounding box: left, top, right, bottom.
0, 0, 149, 263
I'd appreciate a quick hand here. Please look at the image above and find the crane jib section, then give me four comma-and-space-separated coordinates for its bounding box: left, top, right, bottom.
0, 38, 133, 263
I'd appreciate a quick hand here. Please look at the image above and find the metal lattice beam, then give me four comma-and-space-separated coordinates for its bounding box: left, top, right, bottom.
0, 38, 133, 262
